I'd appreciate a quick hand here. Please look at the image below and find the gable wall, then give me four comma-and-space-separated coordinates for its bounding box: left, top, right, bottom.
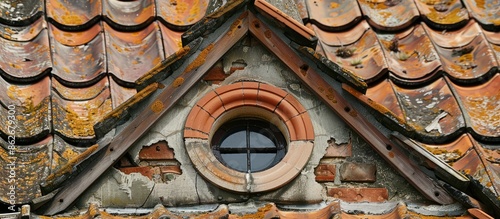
75, 36, 425, 208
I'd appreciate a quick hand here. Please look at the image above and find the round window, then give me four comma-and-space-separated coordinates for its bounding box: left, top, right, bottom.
211, 118, 286, 172
184, 82, 315, 192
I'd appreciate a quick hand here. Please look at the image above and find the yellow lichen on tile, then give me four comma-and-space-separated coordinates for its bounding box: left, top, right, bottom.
183, 43, 214, 73
427, 7, 464, 24
64, 99, 112, 137
45, 144, 98, 183
330, 2, 340, 8
150, 100, 164, 113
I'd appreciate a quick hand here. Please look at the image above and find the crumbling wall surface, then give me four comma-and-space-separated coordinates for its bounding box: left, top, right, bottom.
76, 37, 424, 209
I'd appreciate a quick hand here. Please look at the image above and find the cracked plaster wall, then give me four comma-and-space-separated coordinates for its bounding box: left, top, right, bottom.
75, 37, 424, 209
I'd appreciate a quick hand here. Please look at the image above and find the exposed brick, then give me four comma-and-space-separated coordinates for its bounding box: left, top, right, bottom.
118, 156, 134, 167
340, 162, 376, 182
160, 165, 182, 175
119, 166, 156, 180
327, 188, 388, 202
314, 164, 336, 182
139, 141, 175, 161
324, 138, 352, 158
203, 61, 227, 82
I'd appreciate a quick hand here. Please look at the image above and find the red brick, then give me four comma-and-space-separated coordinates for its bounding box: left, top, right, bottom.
203, 62, 227, 81
314, 164, 336, 182
138, 141, 175, 161
339, 162, 376, 182
119, 166, 155, 180
327, 188, 388, 202
160, 165, 182, 175
324, 138, 352, 158
118, 156, 134, 167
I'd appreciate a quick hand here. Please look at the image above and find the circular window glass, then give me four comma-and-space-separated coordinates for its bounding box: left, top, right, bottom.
211, 118, 287, 172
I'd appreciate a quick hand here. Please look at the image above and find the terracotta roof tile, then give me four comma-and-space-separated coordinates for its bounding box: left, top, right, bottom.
156, 0, 209, 30
105, 22, 164, 86
473, 140, 500, 195
294, 0, 308, 21
158, 21, 184, 57
0, 76, 51, 143
0, 0, 44, 26
450, 74, 500, 142
103, 0, 155, 30
0, 16, 45, 41
364, 79, 404, 121
36, 202, 481, 219
483, 28, 500, 62
357, 0, 420, 31
46, 0, 101, 30
462, 0, 500, 31
314, 21, 388, 83
377, 25, 442, 84
392, 77, 465, 141
0, 136, 50, 203
418, 134, 498, 197
50, 135, 93, 176
52, 77, 109, 101
49, 23, 106, 86
414, 0, 469, 30
424, 21, 498, 83
109, 77, 137, 109
306, 0, 362, 31
52, 87, 112, 142
0, 22, 51, 81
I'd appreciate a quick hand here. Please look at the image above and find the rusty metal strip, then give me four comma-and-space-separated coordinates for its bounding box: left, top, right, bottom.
40, 12, 250, 215
248, 12, 454, 204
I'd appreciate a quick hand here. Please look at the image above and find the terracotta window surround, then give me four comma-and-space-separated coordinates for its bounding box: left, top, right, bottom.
184, 81, 314, 193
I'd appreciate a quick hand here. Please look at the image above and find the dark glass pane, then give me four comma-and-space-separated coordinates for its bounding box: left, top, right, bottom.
250, 153, 276, 172
221, 153, 247, 172
220, 130, 246, 148
250, 131, 275, 148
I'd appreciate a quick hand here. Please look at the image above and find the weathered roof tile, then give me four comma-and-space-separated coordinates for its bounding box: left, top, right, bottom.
414, 0, 469, 30
46, 0, 101, 30
105, 22, 164, 86
103, 0, 155, 30
52, 87, 112, 142
0, 24, 51, 82
462, 0, 500, 31
0, 0, 44, 26
392, 78, 465, 142
313, 21, 388, 83
0, 76, 51, 142
450, 75, 500, 142
156, 0, 209, 30
378, 25, 441, 85
109, 77, 137, 109
357, 0, 420, 31
158, 21, 184, 57
0, 135, 50, 203
52, 77, 109, 101
307, 0, 362, 31
424, 21, 498, 83
49, 23, 106, 86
